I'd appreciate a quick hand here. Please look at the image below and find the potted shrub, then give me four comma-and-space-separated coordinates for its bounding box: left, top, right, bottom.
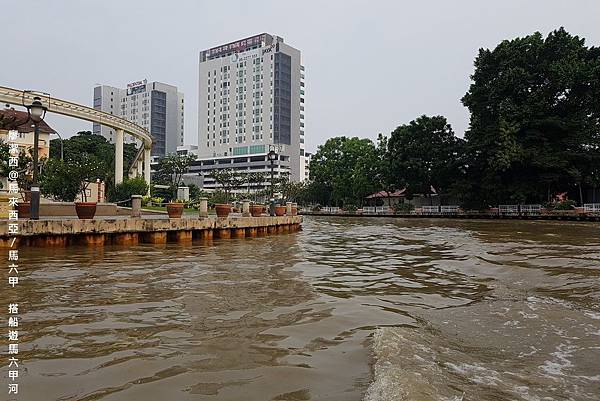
553, 200, 576, 215
75, 202, 97, 219
215, 203, 232, 218
15, 188, 32, 219
274, 204, 286, 216
167, 199, 185, 218
250, 204, 264, 217
17, 201, 31, 219
151, 197, 164, 206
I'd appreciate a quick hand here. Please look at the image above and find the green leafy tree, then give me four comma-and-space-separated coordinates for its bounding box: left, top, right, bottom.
276, 172, 306, 202
309, 136, 379, 207
210, 168, 243, 202
153, 153, 196, 199
110, 176, 149, 202
461, 27, 600, 206
246, 172, 267, 200
0, 140, 34, 193
385, 115, 465, 202
48, 131, 138, 189
188, 184, 205, 201
374, 134, 398, 198
40, 155, 102, 202
39, 159, 80, 201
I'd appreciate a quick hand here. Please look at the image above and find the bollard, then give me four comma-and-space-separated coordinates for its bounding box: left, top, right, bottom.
269, 199, 276, 216
242, 199, 251, 217
131, 195, 142, 218
198, 197, 208, 218
286, 202, 293, 216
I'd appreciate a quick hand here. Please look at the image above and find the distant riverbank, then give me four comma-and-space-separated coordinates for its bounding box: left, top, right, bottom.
301, 210, 600, 222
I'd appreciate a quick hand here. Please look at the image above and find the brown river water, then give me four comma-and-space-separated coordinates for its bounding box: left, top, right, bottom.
4, 217, 600, 400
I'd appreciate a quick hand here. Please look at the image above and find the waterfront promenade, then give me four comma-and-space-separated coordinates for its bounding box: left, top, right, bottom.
0, 215, 303, 248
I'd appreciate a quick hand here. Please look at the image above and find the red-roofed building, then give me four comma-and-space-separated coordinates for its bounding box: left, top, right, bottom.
0, 108, 55, 159
364, 187, 441, 207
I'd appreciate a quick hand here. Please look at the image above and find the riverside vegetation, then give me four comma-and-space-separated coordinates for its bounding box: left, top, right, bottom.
305, 28, 600, 210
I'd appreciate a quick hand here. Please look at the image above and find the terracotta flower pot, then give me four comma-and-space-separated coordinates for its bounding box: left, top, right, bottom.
274, 205, 286, 216
215, 204, 232, 218
23, 191, 32, 202
167, 203, 184, 218
17, 202, 31, 219
250, 204, 264, 217
75, 202, 97, 219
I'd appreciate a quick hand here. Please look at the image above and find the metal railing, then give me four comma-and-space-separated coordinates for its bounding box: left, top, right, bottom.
422, 205, 440, 214
584, 203, 600, 213
362, 206, 376, 214
375, 206, 390, 214
441, 205, 460, 214
520, 204, 541, 215
499, 205, 519, 215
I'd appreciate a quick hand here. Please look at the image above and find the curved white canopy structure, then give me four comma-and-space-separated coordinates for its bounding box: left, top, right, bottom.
0, 85, 152, 186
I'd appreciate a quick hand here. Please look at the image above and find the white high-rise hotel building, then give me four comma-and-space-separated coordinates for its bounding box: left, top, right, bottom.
93, 80, 184, 158
194, 33, 307, 187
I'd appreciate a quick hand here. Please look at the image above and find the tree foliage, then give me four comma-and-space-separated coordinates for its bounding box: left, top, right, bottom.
48, 131, 137, 188
385, 115, 465, 198
308, 136, 378, 207
0, 140, 34, 192
40, 157, 99, 202
461, 27, 600, 206
152, 153, 196, 199
210, 168, 244, 202
110, 176, 148, 202
304, 28, 600, 208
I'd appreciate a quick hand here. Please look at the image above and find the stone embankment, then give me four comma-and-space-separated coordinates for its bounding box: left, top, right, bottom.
0, 216, 303, 247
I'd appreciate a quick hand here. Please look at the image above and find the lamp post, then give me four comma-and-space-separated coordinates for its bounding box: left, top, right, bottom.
267, 145, 278, 216
25, 96, 47, 220
267, 145, 277, 199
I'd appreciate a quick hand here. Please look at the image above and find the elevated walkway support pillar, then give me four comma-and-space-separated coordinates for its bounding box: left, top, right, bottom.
115, 129, 124, 184
144, 147, 151, 195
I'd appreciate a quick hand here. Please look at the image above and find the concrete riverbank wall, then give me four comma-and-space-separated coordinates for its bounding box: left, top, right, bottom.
0, 216, 303, 247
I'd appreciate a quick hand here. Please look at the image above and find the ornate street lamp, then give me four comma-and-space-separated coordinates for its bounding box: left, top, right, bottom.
267, 145, 277, 199
267, 145, 278, 216
24, 96, 48, 220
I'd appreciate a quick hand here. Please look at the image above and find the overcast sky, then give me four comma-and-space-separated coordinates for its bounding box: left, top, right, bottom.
2, 0, 600, 152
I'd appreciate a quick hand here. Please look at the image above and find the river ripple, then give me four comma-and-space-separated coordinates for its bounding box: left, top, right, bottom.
4, 217, 600, 400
